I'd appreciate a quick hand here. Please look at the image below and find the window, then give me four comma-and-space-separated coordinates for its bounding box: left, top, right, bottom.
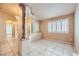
48, 18, 69, 33
6, 23, 13, 38
32, 21, 39, 33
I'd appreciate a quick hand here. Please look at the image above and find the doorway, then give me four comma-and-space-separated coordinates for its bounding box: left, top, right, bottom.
6, 23, 13, 39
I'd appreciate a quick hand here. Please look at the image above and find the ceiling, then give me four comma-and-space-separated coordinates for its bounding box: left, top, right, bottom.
0, 4, 22, 16
29, 3, 76, 20
0, 3, 76, 20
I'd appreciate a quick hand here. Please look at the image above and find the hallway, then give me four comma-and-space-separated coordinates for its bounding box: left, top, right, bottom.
0, 38, 19, 56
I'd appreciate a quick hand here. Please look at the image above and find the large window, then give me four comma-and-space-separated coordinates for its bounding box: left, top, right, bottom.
48, 18, 69, 33
32, 20, 39, 33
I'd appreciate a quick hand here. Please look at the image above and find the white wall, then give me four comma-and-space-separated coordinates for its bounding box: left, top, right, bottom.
75, 4, 79, 54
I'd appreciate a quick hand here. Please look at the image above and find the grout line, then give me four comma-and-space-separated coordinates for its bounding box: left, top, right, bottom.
6, 38, 16, 56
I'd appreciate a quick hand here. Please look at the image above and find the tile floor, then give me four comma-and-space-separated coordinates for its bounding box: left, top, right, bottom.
0, 38, 19, 56
22, 39, 77, 56
0, 38, 77, 56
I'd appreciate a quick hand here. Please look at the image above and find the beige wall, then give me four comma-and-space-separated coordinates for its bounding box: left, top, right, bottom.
74, 4, 79, 54
0, 12, 6, 41
40, 13, 74, 43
